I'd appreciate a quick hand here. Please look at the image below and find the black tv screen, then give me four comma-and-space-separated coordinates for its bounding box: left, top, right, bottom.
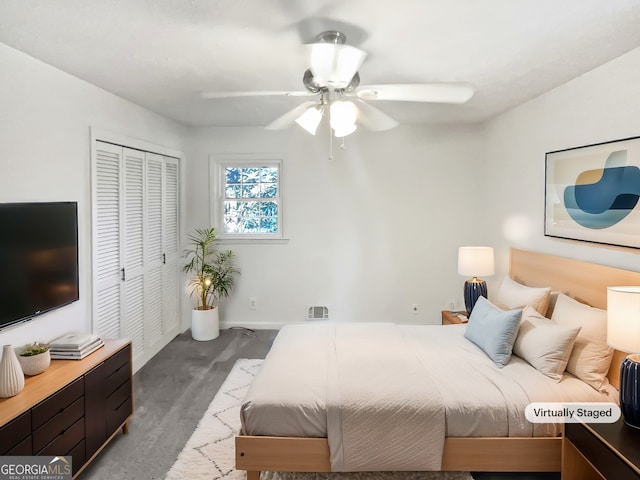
0, 202, 79, 330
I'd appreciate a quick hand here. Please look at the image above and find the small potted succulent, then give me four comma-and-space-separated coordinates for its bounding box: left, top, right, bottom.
18, 342, 51, 376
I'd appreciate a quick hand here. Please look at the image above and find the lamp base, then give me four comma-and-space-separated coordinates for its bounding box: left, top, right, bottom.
620, 354, 640, 429
463, 278, 488, 316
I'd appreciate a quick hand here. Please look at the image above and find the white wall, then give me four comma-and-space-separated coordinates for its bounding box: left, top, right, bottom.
186, 123, 486, 327
484, 46, 640, 289
4, 39, 638, 342
0, 43, 188, 349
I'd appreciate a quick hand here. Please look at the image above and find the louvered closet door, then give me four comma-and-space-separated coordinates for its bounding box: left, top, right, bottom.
93, 138, 181, 372
122, 148, 146, 367
162, 157, 180, 338
144, 152, 165, 358
93, 142, 124, 340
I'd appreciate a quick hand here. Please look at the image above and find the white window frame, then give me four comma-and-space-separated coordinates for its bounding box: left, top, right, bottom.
210, 154, 287, 244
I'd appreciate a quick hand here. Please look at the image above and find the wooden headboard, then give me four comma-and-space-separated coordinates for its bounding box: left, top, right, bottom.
509, 248, 640, 390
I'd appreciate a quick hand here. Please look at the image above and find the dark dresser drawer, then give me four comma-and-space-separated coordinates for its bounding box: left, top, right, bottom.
33, 396, 84, 453
107, 396, 132, 434
68, 439, 86, 476
104, 345, 131, 394
0, 410, 31, 454
106, 379, 132, 433
36, 416, 85, 456
32, 377, 84, 430
4, 435, 32, 455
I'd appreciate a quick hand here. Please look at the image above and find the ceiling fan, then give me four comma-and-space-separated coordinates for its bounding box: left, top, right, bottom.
202, 30, 474, 137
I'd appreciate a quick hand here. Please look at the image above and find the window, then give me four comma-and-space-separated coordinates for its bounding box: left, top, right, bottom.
213, 156, 283, 240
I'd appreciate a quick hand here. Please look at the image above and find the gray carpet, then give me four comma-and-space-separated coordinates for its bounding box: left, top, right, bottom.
79, 327, 559, 480
81, 327, 277, 480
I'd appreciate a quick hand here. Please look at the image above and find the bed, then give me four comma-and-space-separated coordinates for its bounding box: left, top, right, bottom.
235, 249, 636, 479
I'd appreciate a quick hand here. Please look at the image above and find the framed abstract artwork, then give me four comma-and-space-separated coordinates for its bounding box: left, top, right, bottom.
545, 136, 640, 249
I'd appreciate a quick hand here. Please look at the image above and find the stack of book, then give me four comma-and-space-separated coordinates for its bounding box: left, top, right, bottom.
49, 332, 104, 360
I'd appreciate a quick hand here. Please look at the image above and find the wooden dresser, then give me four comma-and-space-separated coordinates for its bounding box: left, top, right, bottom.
0, 339, 133, 478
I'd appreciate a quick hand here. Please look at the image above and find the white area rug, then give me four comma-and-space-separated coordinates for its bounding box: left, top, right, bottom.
165, 359, 473, 480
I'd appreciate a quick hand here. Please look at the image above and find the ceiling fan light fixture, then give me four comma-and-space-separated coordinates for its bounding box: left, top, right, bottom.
330, 101, 357, 137
308, 43, 367, 89
295, 105, 323, 135
333, 122, 357, 138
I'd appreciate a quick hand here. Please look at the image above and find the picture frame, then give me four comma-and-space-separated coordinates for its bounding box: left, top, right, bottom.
545, 136, 640, 249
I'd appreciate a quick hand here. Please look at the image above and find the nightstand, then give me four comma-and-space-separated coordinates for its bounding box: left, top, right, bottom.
441, 310, 468, 325
563, 418, 640, 479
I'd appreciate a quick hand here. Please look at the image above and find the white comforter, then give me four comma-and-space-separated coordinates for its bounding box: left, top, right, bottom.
240, 323, 616, 471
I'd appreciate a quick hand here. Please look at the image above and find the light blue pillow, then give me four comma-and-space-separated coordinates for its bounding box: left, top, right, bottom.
464, 296, 523, 368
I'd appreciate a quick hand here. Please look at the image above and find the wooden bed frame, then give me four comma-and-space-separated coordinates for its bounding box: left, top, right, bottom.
236, 249, 637, 478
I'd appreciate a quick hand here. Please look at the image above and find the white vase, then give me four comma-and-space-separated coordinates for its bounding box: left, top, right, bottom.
191, 307, 220, 341
0, 345, 25, 398
18, 350, 51, 376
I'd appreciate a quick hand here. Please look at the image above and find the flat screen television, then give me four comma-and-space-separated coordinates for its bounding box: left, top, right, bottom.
0, 202, 79, 330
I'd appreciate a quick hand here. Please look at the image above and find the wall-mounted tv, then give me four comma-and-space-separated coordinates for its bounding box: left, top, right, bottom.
0, 202, 79, 331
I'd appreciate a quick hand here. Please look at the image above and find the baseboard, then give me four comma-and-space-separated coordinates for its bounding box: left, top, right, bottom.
220, 320, 288, 330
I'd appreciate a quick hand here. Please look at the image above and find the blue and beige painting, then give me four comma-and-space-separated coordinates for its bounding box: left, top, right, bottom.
564, 150, 640, 229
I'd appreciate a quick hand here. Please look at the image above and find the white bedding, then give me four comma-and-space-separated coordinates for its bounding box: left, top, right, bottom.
240, 323, 616, 470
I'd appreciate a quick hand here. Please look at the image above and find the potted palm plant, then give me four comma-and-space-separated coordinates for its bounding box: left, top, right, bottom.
183, 227, 238, 341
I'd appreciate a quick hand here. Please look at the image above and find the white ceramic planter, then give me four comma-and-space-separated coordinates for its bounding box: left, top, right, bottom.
18, 350, 51, 376
191, 307, 220, 341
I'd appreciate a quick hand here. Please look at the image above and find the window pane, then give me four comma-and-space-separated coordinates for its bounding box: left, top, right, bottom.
224, 200, 239, 215
260, 201, 278, 216
241, 168, 260, 183
260, 217, 278, 233
224, 217, 240, 233
225, 184, 241, 198
260, 167, 278, 183
239, 217, 260, 233
242, 184, 261, 198
225, 167, 241, 184
261, 183, 278, 198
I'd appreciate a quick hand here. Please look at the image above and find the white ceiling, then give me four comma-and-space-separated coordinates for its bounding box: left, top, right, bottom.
1, 0, 640, 128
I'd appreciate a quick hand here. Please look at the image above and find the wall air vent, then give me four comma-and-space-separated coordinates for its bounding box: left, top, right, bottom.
307, 306, 329, 320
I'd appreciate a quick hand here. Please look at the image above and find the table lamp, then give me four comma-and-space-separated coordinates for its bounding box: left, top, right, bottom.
607, 286, 640, 429
458, 246, 495, 315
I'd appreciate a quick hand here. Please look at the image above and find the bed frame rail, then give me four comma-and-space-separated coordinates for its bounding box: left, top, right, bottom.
236, 436, 562, 476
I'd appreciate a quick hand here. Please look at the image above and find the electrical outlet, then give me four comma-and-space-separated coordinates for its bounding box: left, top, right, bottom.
411, 304, 419, 314
249, 297, 257, 310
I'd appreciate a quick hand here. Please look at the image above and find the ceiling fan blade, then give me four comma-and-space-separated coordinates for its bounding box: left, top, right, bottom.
201, 90, 312, 99
354, 100, 399, 131
265, 101, 319, 130
356, 83, 474, 104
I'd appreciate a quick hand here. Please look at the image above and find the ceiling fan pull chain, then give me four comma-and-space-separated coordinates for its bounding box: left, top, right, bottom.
328, 123, 334, 161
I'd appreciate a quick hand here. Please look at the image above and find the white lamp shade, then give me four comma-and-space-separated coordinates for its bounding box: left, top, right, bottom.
295, 106, 323, 135
458, 246, 495, 277
332, 122, 357, 137
607, 286, 640, 353
330, 101, 357, 137
308, 43, 367, 89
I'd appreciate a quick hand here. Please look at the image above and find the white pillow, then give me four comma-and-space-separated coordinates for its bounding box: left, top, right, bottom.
551, 293, 613, 391
497, 276, 551, 315
513, 306, 581, 381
